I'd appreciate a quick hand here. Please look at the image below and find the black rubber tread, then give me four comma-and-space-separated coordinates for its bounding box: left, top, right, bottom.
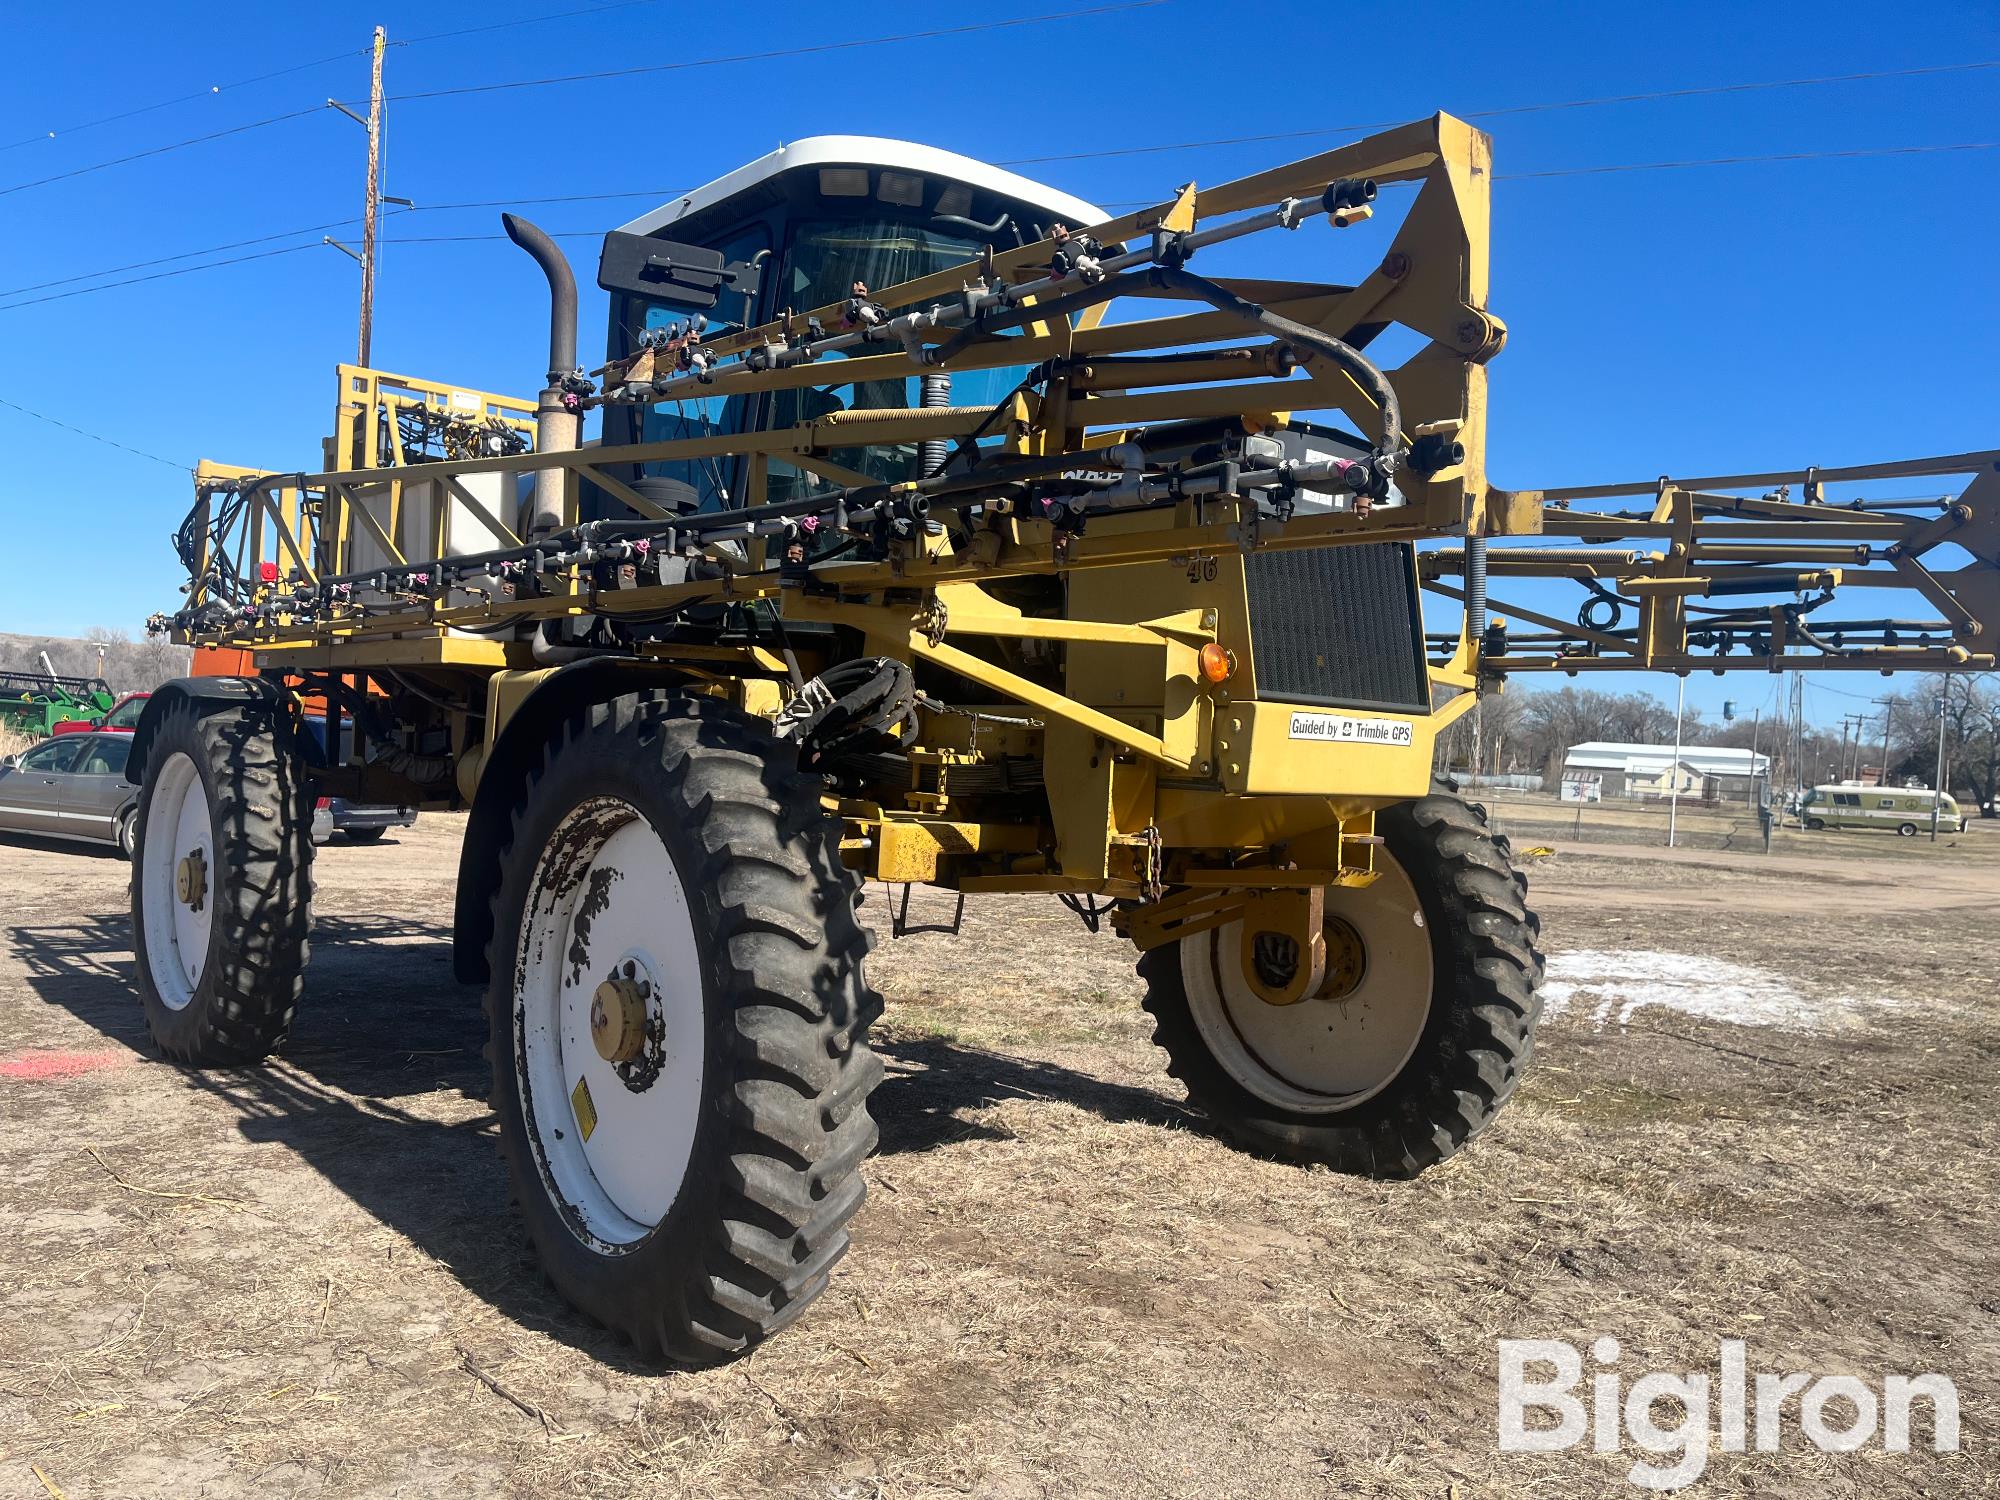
1139, 792, 1543, 1178
343, 825, 389, 844
129, 698, 315, 1064
482, 692, 883, 1367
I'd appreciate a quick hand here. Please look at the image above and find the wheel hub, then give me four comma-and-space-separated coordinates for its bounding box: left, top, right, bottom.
175, 848, 207, 912
589, 975, 649, 1064
1319, 912, 1366, 1000
1183, 854, 1435, 1111
591, 955, 667, 1093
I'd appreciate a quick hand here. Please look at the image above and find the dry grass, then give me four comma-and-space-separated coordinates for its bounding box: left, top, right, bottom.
0, 726, 35, 761
0, 818, 1992, 1497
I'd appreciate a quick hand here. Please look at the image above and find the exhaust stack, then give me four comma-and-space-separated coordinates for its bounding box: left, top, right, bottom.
501, 213, 580, 537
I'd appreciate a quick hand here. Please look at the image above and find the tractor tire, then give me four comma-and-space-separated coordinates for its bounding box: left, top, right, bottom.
130, 698, 315, 1064
484, 693, 882, 1366
1139, 792, 1542, 1178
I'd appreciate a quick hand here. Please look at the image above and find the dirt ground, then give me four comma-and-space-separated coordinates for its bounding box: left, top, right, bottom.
0, 812, 1994, 1498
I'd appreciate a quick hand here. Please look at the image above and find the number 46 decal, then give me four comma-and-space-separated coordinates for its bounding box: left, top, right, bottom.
1185, 555, 1218, 584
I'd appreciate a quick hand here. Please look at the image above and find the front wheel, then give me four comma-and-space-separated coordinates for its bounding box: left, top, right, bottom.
485, 695, 882, 1365
1140, 794, 1542, 1177
130, 696, 315, 1063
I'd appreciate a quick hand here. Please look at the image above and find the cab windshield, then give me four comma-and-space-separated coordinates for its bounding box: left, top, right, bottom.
766, 217, 1032, 503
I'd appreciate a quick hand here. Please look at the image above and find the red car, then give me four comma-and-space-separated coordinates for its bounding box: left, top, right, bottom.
53, 690, 149, 735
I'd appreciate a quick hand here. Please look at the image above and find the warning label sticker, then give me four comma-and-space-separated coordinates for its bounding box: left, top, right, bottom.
1286, 711, 1414, 747
571, 1075, 599, 1142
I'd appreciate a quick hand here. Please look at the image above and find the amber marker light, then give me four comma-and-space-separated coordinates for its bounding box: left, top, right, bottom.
1198, 643, 1236, 683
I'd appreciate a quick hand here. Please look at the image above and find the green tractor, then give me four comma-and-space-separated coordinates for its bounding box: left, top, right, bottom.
0, 663, 116, 738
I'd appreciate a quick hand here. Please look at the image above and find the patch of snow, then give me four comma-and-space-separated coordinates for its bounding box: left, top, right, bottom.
1539, 950, 1905, 1033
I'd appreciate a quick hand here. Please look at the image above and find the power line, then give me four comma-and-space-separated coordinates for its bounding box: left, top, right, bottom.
0, 213, 380, 298
0, 2, 663, 154
997, 58, 2000, 166
0, 52, 361, 154
0, 395, 188, 471
382, 231, 604, 243
393, 1, 662, 48
0, 195, 651, 302
1, 2, 1160, 199
0, 243, 320, 312
364, 1, 1168, 102
0, 106, 322, 199
1498, 140, 1998, 180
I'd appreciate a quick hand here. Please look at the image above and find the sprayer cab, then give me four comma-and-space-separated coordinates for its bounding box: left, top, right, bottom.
588, 136, 1109, 516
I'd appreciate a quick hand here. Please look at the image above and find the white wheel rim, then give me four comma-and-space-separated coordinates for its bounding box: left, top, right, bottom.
140, 751, 213, 1011
1182, 853, 1435, 1113
515, 797, 705, 1252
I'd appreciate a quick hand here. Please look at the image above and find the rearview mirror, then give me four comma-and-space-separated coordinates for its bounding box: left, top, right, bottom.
597, 232, 727, 306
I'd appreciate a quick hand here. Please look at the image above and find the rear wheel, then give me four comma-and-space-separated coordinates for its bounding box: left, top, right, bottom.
1897, 822, 1918, 837
345, 825, 389, 844
130, 698, 314, 1063
114, 807, 135, 861
1140, 793, 1542, 1177
485, 695, 882, 1365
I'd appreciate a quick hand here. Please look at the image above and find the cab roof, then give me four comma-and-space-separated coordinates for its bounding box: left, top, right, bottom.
614, 135, 1106, 238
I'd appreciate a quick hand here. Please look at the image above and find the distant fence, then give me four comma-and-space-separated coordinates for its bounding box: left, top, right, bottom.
1441, 772, 1546, 791
1466, 789, 1774, 853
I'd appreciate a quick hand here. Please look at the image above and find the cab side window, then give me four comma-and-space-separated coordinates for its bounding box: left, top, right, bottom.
78, 738, 132, 777
633, 222, 772, 511
19, 740, 84, 774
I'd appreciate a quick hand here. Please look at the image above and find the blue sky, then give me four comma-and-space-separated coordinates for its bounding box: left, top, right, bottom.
2, 0, 1994, 727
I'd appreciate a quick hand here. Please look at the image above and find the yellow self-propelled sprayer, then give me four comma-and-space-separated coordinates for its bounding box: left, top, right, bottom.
128, 115, 1997, 1363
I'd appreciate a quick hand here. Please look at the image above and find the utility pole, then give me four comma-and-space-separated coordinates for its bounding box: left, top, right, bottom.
1667, 673, 1686, 848
1931, 680, 1950, 842
326, 28, 402, 366
1839, 712, 1867, 781
358, 26, 386, 366
1788, 671, 1805, 826
1873, 696, 1896, 788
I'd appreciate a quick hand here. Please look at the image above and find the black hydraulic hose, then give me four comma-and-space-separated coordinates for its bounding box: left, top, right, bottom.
1144, 265, 1403, 466
502, 212, 577, 378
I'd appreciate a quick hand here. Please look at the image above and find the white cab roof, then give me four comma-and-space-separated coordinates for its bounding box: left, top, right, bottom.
615, 135, 1106, 236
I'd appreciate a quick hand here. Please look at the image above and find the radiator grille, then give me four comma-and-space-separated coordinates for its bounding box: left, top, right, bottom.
1243, 542, 1429, 713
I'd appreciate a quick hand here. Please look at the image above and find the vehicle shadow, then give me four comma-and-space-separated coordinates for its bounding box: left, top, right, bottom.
5, 908, 1190, 1362
0, 831, 123, 862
